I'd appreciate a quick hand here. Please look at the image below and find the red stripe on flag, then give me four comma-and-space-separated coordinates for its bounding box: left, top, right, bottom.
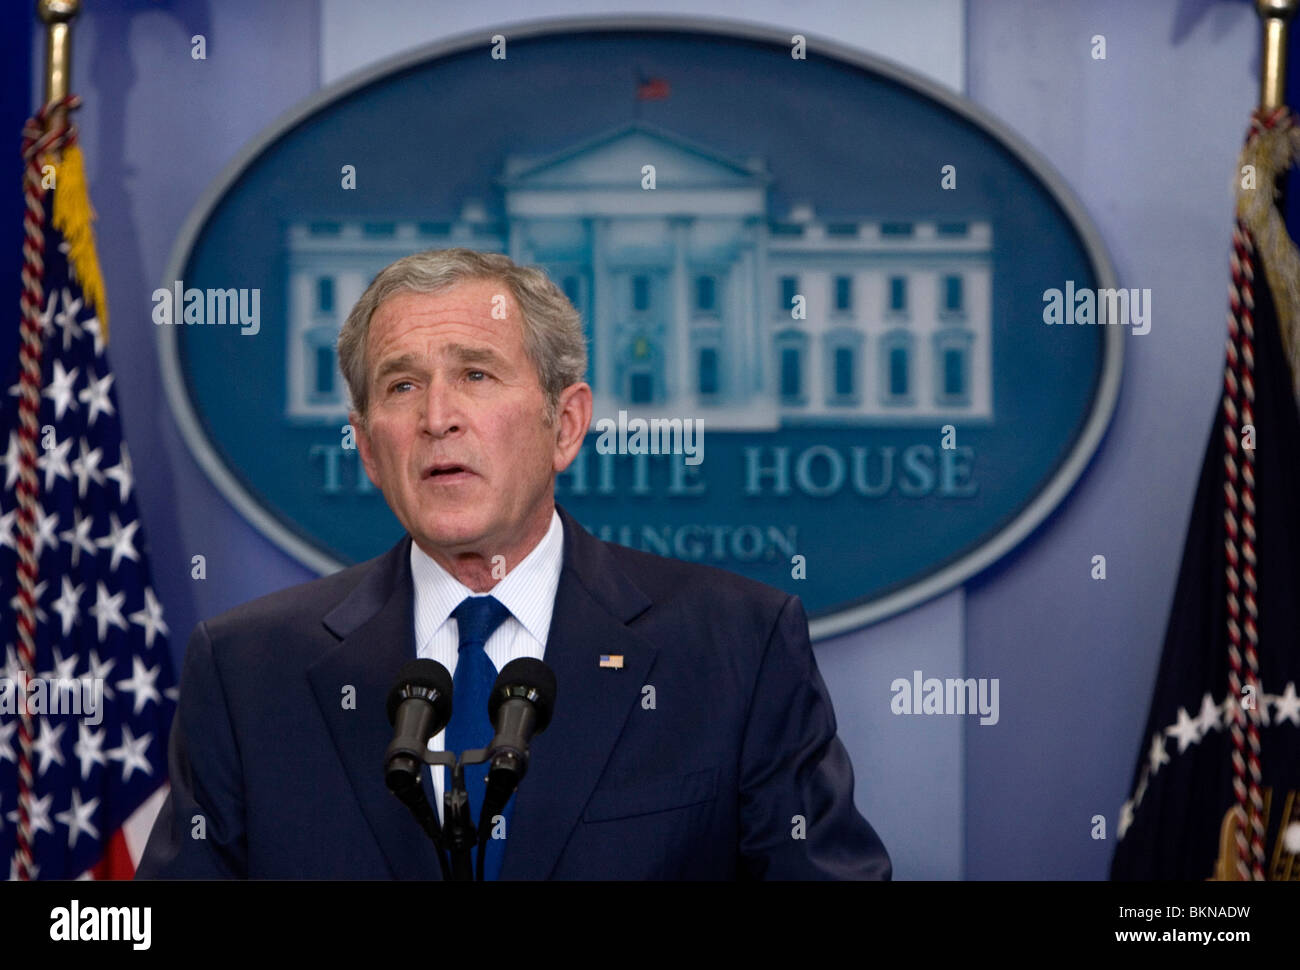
89, 829, 136, 881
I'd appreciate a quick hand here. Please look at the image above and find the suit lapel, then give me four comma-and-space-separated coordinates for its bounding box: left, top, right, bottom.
306, 534, 445, 880
500, 505, 658, 880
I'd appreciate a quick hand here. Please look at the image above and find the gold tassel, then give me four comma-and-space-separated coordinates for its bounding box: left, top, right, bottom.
1236, 120, 1300, 406
48, 142, 109, 343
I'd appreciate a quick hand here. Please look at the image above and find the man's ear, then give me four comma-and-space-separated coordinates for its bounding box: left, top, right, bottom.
350, 411, 380, 488
552, 382, 592, 474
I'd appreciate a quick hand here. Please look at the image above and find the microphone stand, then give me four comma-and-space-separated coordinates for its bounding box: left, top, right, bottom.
435, 746, 497, 881
390, 751, 454, 881
443, 761, 476, 882
397, 746, 503, 882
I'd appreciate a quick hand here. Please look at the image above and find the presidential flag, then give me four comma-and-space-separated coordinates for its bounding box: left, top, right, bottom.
0, 96, 176, 880
1110, 107, 1300, 880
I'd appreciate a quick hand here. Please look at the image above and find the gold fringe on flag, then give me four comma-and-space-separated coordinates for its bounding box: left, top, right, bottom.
48, 141, 109, 342
1236, 115, 1300, 405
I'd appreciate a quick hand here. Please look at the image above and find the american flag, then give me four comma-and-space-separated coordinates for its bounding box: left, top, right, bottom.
1, 98, 176, 880
635, 76, 670, 100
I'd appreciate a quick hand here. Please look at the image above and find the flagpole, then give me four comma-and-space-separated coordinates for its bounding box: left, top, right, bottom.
38, 0, 81, 132
1257, 0, 1298, 110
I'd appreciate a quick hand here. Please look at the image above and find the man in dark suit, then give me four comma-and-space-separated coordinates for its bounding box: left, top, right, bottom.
137, 248, 890, 879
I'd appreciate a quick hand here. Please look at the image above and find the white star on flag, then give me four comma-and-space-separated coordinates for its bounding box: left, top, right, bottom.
0, 720, 16, 764
7, 792, 54, 837
103, 446, 133, 504
77, 371, 115, 427
70, 437, 105, 498
36, 435, 73, 492
1166, 706, 1202, 754
50, 576, 84, 637
1193, 692, 1221, 737
128, 588, 169, 649
1273, 683, 1300, 727
1147, 733, 1170, 775
32, 721, 68, 777
106, 724, 154, 783
73, 722, 106, 781
53, 287, 82, 351
0, 433, 19, 491
82, 650, 116, 700
95, 512, 140, 573
43, 360, 79, 421
116, 656, 161, 716
54, 790, 99, 849
88, 580, 128, 641
59, 506, 97, 567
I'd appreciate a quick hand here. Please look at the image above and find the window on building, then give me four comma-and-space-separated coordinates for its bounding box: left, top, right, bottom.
781, 347, 802, 400
932, 328, 973, 406
776, 330, 808, 404
696, 276, 716, 312
943, 348, 964, 397
633, 275, 650, 312
698, 347, 719, 396
630, 371, 653, 403
944, 275, 963, 313
315, 345, 335, 396
889, 346, 909, 397
889, 276, 908, 313
834, 347, 854, 397
317, 277, 334, 314
835, 276, 853, 313
780, 275, 799, 310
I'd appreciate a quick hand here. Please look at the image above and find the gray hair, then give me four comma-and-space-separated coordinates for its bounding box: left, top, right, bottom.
337, 247, 588, 426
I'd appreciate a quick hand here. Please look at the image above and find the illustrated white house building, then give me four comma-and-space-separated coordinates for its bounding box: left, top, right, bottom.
285, 121, 993, 428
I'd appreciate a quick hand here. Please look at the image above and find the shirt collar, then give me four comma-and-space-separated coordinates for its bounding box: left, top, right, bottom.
409, 507, 564, 651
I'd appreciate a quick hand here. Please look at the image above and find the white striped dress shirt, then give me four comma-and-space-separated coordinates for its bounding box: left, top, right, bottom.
410, 507, 564, 822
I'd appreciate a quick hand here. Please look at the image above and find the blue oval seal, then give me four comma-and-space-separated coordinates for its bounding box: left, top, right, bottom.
158, 16, 1121, 638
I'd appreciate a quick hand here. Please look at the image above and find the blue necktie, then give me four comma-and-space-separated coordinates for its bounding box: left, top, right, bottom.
446, 594, 514, 880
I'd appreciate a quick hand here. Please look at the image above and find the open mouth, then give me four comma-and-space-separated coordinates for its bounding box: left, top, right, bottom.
424, 463, 473, 481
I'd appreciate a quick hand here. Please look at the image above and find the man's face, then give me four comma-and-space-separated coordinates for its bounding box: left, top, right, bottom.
351, 279, 589, 569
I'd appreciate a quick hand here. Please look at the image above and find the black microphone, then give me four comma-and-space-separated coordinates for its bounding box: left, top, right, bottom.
485, 658, 557, 791
384, 659, 453, 793
475, 658, 556, 880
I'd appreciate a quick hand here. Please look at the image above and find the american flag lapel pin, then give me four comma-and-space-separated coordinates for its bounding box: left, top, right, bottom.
599, 654, 624, 670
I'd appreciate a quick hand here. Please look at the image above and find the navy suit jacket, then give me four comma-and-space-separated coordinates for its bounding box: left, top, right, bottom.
137, 504, 890, 879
